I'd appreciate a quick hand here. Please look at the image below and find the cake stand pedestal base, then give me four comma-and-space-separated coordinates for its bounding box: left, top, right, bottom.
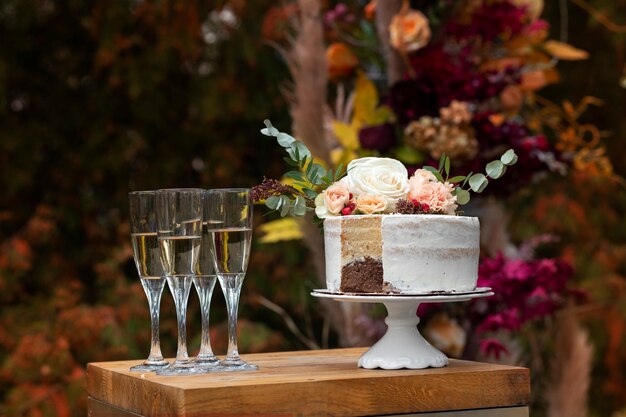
358, 299, 447, 369
312, 289, 493, 370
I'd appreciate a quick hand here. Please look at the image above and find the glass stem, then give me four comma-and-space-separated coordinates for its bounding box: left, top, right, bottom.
167, 275, 193, 363
221, 274, 244, 360
195, 276, 216, 357
145, 278, 166, 362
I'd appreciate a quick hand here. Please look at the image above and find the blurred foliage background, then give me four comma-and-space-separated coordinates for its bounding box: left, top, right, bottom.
0, 0, 625, 416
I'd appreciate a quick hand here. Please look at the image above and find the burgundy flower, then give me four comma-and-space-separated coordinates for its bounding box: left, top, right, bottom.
358, 123, 397, 152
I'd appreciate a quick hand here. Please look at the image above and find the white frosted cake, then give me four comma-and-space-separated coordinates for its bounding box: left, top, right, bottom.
323, 214, 480, 294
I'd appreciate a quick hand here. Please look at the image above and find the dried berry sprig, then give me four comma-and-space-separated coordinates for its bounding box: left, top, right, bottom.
250, 178, 299, 203
395, 199, 434, 215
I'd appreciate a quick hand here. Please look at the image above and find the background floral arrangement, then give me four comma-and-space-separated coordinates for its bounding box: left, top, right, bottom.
1, 1, 625, 416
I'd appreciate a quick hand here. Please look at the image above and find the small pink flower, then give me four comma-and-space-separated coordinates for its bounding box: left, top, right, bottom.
355, 194, 388, 214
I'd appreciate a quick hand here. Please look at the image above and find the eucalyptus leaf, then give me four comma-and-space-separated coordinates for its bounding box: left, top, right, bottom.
485, 160, 506, 179
276, 132, 295, 147
455, 188, 471, 205
501, 149, 518, 165
262, 119, 279, 136
265, 195, 281, 210
279, 196, 291, 217
292, 196, 307, 216
469, 173, 489, 193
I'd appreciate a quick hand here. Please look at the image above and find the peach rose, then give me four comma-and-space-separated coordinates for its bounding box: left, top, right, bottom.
407, 169, 438, 199
315, 179, 350, 218
355, 194, 388, 214
408, 179, 457, 215
389, 9, 431, 52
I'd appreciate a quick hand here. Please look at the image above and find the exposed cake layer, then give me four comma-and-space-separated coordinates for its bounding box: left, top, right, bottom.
323, 214, 480, 293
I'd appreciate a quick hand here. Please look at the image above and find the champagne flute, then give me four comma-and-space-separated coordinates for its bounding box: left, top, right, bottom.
192, 192, 219, 367
128, 191, 169, 372
206, 188, 257, 371
155, 188, 207, 376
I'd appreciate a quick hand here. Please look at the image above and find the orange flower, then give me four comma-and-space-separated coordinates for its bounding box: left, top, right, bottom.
326, 42, 359, 81
389, 9, 431, 52
500, 85, 524, 111
364, 0, 377, 20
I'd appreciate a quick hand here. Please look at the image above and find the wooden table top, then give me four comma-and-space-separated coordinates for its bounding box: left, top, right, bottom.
87, 348, 530, 417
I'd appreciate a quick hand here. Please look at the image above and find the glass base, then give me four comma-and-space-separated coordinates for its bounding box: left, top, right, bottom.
130, 359, 170, 372
156, 361, 209, 376
214, 358, 259, 372
193, 354, 220, 367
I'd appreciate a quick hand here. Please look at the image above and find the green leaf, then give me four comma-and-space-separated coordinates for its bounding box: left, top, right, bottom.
462, 172, 473, 187
501, 149, 518, 165
303, 189, 318, 198
423, 165, 444, 182
485, 160, 506, 179
438, 154, 446, 172
265, 195, 281, 210
284, 171, 304, 181
444, 156, 450, 178
334, 163, 345, 180
395, 146, 423, 165
469, 173, 489, 193
447, 175, 466, 183
283, 157, 299, 167
455, 188, 471, 205
287, 142, 311, 162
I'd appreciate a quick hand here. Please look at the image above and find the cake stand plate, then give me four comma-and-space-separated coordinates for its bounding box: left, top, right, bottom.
311, 289, 493, 370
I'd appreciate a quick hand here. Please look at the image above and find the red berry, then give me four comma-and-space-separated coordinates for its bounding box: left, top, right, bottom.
349, 193, 353, 200
411, 199, 419, 207
421, 203, 430, 212
341, 206, 353, 215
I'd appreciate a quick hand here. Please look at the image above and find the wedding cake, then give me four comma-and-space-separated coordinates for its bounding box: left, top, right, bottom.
323, 214, 480, 294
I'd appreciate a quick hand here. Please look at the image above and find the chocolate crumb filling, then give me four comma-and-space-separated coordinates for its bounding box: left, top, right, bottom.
340, 257, 384, 293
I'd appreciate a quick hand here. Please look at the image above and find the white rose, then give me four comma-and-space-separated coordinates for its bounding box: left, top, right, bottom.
347, 157, 409, 209
315, 193, 331, 219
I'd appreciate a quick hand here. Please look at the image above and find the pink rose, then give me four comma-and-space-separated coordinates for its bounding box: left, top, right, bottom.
355, 194, 388, 214
323, 181, 351, 215
408, 174, 457, 214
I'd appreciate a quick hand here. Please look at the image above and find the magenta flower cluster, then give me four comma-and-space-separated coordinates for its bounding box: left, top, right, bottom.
470, 254, 575, 358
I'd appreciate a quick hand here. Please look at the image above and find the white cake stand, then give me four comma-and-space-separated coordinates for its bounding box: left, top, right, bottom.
311, 288, 493, 370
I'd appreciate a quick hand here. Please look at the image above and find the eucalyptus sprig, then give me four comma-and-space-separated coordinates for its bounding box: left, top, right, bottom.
258, 120, 346, 217
423, 150, 518, 206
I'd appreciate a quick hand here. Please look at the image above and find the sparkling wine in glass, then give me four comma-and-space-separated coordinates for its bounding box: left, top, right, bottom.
191, 202, 219, 367
207, 188, 257, 371
128, 191, 169, 372
155, 188, 207, 376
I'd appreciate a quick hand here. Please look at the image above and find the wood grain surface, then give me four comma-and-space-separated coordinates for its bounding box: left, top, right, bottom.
87, 348, 530, 417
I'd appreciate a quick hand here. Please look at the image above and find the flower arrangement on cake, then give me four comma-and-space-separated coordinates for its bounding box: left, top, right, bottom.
253, 120, 517, 294
252, 120, 517, 220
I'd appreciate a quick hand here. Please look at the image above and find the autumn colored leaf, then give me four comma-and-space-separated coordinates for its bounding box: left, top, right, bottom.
259, 218, 303, 243
543, 40, 589, 60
